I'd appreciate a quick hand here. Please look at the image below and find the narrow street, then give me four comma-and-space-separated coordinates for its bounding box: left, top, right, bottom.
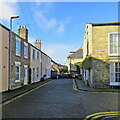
2, 79, 119, 119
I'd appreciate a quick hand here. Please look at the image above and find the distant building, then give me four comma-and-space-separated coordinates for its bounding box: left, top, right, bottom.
82, 22, 120, 88
41, 52, 51, 79
67, 47, 83, 77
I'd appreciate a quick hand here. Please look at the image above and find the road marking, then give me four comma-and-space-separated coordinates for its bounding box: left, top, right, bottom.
83, 111, 120, 120
73, 79, 120, 94
90, 113, 120, 120
0, 80, 52, 107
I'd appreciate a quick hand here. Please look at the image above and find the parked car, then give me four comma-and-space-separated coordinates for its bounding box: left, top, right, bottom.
75, 74, 82, 79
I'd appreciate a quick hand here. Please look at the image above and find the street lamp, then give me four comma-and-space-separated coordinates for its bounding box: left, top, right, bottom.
9, 16, 19, 90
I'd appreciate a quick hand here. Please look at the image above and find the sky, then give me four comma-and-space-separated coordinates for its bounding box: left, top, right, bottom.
0, 1, 119, 65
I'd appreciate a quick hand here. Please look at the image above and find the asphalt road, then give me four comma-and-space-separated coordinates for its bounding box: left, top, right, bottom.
2, 79, 119, 119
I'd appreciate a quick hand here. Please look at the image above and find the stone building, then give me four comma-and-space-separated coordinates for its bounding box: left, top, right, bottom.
67, 47, 83, 77
82, 22, 120, 88
10, 26, 30, 89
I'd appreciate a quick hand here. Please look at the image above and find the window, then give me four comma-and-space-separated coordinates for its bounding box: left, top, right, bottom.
16, 37, 21, 56
37, 67, 39, 79
108, 33, 120, 56
15, 61, 21, 82
37, 52, 39, 60
110, 62, 120, 85
33, 49, 35, 60
24, 42, 28, 58
33, 68, 35, 81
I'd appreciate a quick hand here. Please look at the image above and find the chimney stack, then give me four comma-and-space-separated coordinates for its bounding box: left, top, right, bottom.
35, 40, 41, 50
17, 25, 28, 42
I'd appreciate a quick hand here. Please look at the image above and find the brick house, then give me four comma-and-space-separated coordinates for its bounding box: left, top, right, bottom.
67, 47, 83, 77
82, 22, 120, 88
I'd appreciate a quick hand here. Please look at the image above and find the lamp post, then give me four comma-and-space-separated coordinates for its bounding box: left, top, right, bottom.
9, 16, 19, 90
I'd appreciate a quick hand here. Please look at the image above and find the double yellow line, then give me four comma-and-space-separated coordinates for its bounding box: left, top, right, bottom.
0, 80, 52, 108
83, 111, 120, 120
73, 79, 120, 94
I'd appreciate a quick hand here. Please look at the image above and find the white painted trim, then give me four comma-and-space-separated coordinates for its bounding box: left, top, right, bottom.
15, 37, 21, 57
110, 82, 120, 86
24, 42, 28, 46
15, 61, 21, 65
108, 32, 120, 56
24, 42, 28, 59
16, 36, 21, 42
15, 61, 21, 83
24, 65, 28, 68
110, 62, 120, 86
110, 60, 120, 62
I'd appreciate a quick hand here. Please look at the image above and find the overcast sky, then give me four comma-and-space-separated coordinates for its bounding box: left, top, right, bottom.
0, 1, 118, 65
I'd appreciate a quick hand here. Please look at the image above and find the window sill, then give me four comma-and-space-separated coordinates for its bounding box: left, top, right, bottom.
108, 54, 120, 57
16, 53, 21, 57
15, 80, 21, 83
110, 82, 120, 86
24, 56, 28, 59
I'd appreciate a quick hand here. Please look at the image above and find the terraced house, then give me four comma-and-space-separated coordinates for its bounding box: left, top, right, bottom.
0, 24, 30, 91
30, 40, 42, 83
0, 23, 52, 92
82, 22, 120, 88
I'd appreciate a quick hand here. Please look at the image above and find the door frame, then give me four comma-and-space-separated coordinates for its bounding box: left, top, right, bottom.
24, 65, 28, 85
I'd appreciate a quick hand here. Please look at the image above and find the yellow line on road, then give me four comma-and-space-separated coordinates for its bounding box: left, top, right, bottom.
0, 80, 52, 107
73, 79, 120, 94
90, 113, 120, 120
83, 111, 120, 120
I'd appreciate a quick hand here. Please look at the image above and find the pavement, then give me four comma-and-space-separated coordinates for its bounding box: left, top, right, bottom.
1, 79, 52, 104
74, 78, 120, 93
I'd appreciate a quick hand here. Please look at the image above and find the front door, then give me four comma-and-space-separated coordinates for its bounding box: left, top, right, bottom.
24, 65, 28, 85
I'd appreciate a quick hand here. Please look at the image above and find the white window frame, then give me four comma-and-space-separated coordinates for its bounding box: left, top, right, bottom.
16, 36, 21, 56
37, 67, 39, 80
15, 61, 21, 83
24, 42, 28, 59
32, 49, 35, 60
110, 61, 120, 86
37, 51, 39, 60
108, 32, 120, 56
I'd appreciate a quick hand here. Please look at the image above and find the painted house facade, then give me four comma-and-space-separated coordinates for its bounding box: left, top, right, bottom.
0, 24, 9, 92
67, 47, 83, 77
82, 22, 120, 88
41, 52, 51, 79
30, 44, 42, 83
